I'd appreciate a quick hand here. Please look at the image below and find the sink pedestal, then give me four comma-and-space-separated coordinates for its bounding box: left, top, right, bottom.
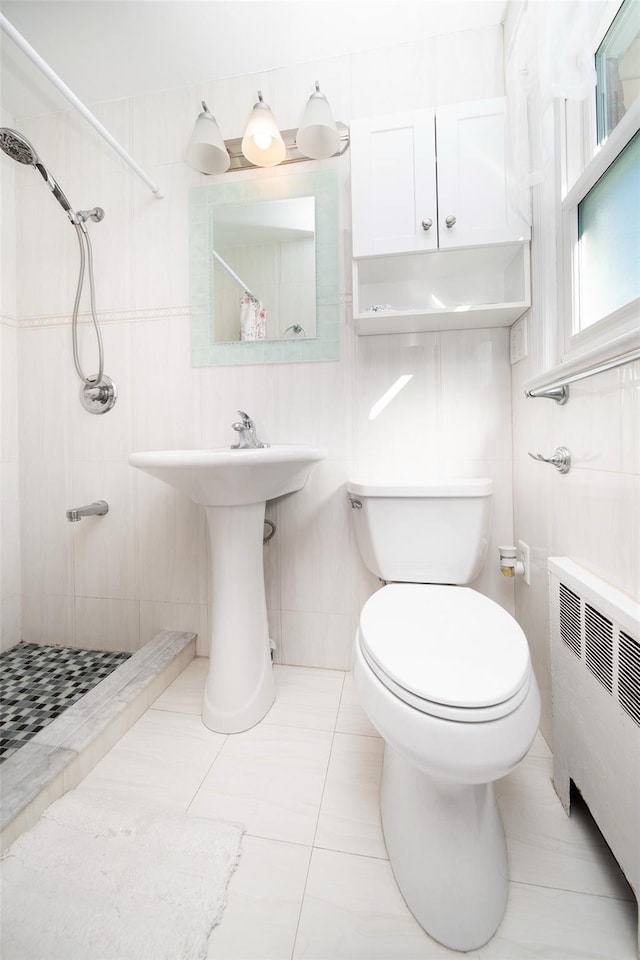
203, 502, 276, 733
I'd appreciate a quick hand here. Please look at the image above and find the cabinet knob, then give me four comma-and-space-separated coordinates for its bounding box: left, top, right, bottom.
421, 218, 433, 231
445, 215, 456, 228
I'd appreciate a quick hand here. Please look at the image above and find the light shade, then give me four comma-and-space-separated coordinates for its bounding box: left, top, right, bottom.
241, 92, 286, 167
185, 102, 230, 174
296, 82, 340, 160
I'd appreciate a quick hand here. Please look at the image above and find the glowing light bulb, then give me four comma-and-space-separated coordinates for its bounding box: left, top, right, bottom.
253, 132, 273, 151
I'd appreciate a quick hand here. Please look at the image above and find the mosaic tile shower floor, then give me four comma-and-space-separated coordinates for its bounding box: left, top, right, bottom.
0, 643, 131, 763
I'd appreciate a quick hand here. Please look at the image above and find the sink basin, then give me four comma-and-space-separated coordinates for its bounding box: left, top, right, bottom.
128, 443, 327, 734
128, 445, 327, 506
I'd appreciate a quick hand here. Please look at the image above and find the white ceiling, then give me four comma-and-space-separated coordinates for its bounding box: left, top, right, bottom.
0, 0, 508, 119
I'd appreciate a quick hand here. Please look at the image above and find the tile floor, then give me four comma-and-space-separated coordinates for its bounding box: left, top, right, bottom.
71, 659, 638, 960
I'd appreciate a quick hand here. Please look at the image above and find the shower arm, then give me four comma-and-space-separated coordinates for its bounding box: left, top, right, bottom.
0, 13, 164, 199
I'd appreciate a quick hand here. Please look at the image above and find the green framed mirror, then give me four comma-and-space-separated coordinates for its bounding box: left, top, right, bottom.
190, 169, 340, 365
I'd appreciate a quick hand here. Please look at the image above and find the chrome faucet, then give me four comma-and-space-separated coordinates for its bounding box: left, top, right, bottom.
231, 411, 269, 449
65, 500, 109, 522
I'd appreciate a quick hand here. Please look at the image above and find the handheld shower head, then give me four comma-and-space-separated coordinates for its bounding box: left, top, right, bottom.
0, 126, 76, 221
0, 127, 38, 164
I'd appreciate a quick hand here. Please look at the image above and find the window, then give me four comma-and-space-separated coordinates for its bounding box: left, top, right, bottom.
576, 131, 639, 332
561, 0, 640, 362
596, 0, 640, 143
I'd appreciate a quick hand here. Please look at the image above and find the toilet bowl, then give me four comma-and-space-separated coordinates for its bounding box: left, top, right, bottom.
348, 479, 540, 952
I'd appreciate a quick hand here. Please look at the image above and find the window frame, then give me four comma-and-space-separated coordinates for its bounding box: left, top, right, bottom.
558, 0, 640, 368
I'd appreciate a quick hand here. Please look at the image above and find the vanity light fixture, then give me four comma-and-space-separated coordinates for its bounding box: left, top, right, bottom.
296, 82, 340, 160
185, 101, 230, 174
241, 91, 286, 167
186, 84, 349, 175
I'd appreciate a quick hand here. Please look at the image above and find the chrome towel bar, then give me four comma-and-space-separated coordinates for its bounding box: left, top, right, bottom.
525, 347, 640, 403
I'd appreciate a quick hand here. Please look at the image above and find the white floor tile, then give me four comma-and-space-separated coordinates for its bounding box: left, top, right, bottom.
150, 656, 208, 715
293, 847, 478, 959
478, 881, 638, 959
263, 665, 345, 732
335, 672, 380, 737
314, 732, 387, 859
187, 723, 333, 845
207, 835, 311, 960
527, 730, 552, 760
76, 710, 226, 813
497, 756, 635, 901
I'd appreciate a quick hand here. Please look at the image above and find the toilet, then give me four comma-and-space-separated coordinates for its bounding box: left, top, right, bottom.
348, 478, 540, 952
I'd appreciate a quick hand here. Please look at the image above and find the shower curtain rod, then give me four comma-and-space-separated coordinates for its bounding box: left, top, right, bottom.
0, 14, 164, 199
212, 250, 259, 302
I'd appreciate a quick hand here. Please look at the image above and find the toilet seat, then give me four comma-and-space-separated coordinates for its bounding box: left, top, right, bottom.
358, 583, 532, 723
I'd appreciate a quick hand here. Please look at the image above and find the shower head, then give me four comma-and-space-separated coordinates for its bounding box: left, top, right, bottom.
0, 127, 38, 165
0, 126, 76, 221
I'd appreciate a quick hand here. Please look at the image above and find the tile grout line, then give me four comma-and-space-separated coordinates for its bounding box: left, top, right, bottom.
159, 668, 230, 817
181, 728, 230, 816
506, 876, 637, 905
289, 669, 347, 960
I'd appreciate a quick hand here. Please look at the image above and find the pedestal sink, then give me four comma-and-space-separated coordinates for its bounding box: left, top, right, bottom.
129, 445, 326, 733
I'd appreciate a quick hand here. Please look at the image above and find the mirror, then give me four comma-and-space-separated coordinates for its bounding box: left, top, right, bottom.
190, 169, 339, 366
212, 197, 316, 342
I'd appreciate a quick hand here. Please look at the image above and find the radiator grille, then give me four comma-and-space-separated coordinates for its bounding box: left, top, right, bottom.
559, 583, 581, 656
619, 631, 640, 725
585, 604, 613, 692
554, 577, 639, 727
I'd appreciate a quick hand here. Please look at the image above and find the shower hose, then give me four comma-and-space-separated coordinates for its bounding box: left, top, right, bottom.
72, 221, 104, 387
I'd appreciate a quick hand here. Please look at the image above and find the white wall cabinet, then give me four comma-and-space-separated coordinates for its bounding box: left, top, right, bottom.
350, 98, 531, 334
435, 98, 530, 249
350, 108, 438, 257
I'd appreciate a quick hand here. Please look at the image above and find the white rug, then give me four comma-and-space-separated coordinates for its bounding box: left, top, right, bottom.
0, 790, 244, 960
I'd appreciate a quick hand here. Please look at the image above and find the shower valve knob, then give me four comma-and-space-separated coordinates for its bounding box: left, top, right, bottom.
80, 375, 117, 415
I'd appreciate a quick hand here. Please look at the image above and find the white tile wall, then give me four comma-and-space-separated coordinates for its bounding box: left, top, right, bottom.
0, 109, 17, 321
434, 24, 505, 104
350, 36, 438, 117
135, 472, 208, 605
1, 109, 21, 651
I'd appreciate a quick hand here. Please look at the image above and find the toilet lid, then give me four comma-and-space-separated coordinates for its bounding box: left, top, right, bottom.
359, 584, 531, 711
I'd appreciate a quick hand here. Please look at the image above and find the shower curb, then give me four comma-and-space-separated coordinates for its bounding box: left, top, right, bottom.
0, 630, 196, 853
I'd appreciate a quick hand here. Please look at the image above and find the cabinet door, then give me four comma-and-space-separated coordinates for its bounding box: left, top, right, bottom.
351, 109, 437, 257
436, 98, 530, 248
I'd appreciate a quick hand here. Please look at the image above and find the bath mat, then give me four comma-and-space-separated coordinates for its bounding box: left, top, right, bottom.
0, 790, 244, 960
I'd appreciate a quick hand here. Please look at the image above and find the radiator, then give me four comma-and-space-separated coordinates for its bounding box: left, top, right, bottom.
549, 558, 639, 917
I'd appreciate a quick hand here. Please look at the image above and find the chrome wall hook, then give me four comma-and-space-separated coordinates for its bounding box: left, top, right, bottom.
528, 446, 571, 474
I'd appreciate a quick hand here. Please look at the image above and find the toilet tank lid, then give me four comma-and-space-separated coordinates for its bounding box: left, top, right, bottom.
347, 478, 492, 497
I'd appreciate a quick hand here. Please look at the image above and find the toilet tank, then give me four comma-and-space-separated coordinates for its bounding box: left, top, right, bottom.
347, 478, 493, 584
